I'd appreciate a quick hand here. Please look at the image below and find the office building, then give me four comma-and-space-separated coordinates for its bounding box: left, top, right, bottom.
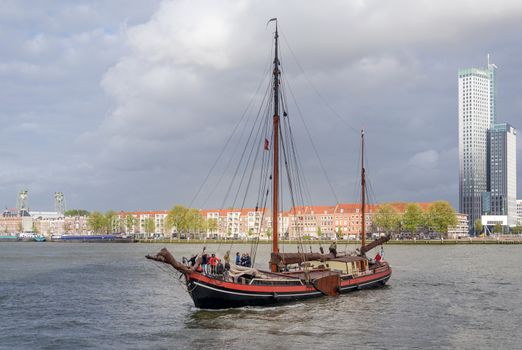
487, 123, 517, 226
458, 57, 496, 229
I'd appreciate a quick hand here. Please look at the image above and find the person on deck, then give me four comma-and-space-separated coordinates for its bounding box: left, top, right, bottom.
223, 251, 231, 271
329, 241, 337, 257
209, 253, 219, 274
223, 260, 231, 280
235, 252, 241, 265
201, 252, 209, 274
188, 254, 198, 267
244, 253, 252, 267
374, 252, 382, 263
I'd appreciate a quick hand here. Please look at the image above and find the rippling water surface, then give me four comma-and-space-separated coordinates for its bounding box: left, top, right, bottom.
1, 242, 521, 349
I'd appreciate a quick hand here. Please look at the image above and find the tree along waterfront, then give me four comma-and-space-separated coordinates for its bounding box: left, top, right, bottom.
372, 201, 458, 239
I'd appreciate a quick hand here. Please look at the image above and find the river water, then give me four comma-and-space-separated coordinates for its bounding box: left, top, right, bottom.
1, 242, 521, 349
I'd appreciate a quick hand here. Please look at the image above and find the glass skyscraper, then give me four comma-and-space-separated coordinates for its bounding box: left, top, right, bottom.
458, 59, 496, 231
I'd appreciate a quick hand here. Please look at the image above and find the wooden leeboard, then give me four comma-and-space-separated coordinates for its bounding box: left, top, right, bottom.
313, 274, 340, 296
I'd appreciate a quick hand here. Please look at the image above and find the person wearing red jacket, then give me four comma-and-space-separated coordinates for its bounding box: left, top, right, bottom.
209, 253, 220, 274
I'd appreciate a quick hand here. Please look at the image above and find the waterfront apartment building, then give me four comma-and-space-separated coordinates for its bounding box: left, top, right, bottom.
458, 59, 496, 230
31, 211, 88, 236
448, 213, 470, 239
199, 202, 446, 240
0, 209, 89, 236
117, 210, 169, 237
201, 208, 273, 239
288, 204, 376, 240
487, 123, 517, 226
0, 209, 31, 232
201, 205, 368, 240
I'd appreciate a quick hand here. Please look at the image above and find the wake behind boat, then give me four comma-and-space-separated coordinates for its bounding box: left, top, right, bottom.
147, 19, 391, 309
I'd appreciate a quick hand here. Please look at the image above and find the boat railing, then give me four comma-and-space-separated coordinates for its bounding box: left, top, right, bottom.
369, 263, 390, 274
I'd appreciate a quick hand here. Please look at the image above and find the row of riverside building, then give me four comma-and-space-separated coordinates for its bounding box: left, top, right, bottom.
29, 202, 470, 240
4, 200, 522, 239
114, 205, 396, 240
112, 202, 471, 240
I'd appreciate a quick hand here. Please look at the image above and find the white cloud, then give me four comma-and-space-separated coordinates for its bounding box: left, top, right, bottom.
126, 1, 241, 69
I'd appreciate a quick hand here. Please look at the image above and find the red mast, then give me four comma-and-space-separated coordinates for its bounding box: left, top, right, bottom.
361, 130, 366, 250
271, 19, 280, 272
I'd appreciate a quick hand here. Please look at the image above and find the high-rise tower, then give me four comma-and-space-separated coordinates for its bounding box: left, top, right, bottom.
488, 123, 517, 226
458, 58, 496, 231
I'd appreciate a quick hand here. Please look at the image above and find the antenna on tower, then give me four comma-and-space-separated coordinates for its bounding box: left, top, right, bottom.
54, 192, 66, 215
487, 53, 497, 69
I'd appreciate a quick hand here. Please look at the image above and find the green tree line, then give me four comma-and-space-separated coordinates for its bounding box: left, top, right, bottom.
81, 206, 215, 238
87, 210, 120, 234
372, 201, 458, 238
165, 205, 216, 239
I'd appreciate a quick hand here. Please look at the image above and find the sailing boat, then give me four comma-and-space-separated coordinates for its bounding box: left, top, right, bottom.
147, 20, 392, 309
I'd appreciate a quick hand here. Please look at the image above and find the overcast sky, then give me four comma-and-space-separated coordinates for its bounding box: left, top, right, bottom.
1, 0, 521, 212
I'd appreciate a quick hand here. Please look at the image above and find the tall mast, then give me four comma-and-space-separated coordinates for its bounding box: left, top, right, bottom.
361, 130, 366, 249
271, 19, 280, 272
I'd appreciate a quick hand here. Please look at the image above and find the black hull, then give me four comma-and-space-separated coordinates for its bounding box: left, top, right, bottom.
187, 279, 322, 309
187, 273, 391, 309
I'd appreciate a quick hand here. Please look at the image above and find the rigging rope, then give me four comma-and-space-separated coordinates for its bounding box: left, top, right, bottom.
279, 27, 359, 135
190, 60, 272, 210
281, 71, 340, 205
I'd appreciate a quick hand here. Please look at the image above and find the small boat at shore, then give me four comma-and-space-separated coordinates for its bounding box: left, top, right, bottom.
33, 235, 46, 242
147, 19, 391, 309
0, 234, 20, 242
18, 232, 46, 242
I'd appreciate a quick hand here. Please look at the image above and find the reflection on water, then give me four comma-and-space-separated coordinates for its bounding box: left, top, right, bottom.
1, 243, 521, 349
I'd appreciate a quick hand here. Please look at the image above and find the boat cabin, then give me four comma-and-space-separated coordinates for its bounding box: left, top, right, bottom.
306, 256, 368, 275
